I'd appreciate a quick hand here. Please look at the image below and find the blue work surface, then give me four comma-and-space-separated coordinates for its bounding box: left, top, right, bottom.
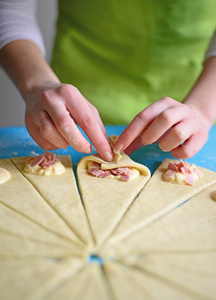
0, 125, 215, 174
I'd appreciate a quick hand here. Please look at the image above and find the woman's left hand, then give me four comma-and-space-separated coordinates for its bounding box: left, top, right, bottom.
113, 97, 210, 159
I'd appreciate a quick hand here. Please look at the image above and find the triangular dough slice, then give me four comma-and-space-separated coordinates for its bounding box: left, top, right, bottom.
102, 183, 216, 257
11, 156, 92, 245
0, 201, 78, 248
0, 257, 84, 300
0, 231, 82, 258
108, 159, 216, 244
0, 158, 80, 244
103, 261, 195, 300
77, 152, 150, 246
117, 252, 216, 300
46, 263, 111, 300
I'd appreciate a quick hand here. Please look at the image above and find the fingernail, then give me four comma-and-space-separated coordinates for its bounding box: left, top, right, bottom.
86, 145, 92, 154
113, 142, 124, 153
103, 151, 113, 162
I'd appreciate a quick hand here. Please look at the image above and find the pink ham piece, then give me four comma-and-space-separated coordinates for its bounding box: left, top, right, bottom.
168, 161, 178, 171
88, 161, 131, 181
185, 174, 194, 186
167, 159, 202, 186
194, 167, 202, 177
166, 170, 176, 179
0, 170, 3, 175
28, 152, 58, 168
30, 154, 45, 167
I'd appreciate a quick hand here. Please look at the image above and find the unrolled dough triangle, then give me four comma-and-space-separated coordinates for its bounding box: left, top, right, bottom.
0, 201, 79, 248
46, 262, 111, 300
117, 252, 216, 299
0, 231, 82, 258
108, 159, 216, 244
103, 261, 195, 300
0, 257, 84, 300
77, 152, 150, 246
103, 183, 216, 256
0, 158, 80, 244
11, 156, 92, 246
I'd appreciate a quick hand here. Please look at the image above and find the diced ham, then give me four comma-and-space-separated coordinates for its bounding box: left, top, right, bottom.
30, 154, 45, 167
88, 162, 131, 181
185, 174, 194, 186
167, 160, 202, 179
40, 160, 57, 168
29, 152, 58, 168
168, 161, 178, 171
25, 157, 34, 163
121, 173, 131, 181
180, 167, 186, 174
0, 170, 3, 175
194, 167, 202, 177
166, 170, 176, 178
44, 151, 56, 161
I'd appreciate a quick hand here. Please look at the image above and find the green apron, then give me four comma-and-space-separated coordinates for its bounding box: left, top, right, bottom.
51, 0, 216, 124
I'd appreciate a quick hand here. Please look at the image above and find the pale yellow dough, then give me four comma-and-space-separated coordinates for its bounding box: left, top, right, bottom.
0, 167, 11, 184
102, 183, 216, 257
77, 152, 150, 246
0, 257, 84, 300
0, 158, 80, 243
1, 154, 216, 300
12, 156, 92, 246
107, 159, 216, 244
46, 263, 111, 300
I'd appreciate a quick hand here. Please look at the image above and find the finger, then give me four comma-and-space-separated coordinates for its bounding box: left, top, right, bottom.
158, 119, 192, 152
171, 132, 208, 159
140, 105, 189, 146
41, 87, 93, 153
113, 97, 175, 153
124, 136, 143, 156
50, 107, 93, 153
68, 97, 113, 161
26, 123, 58, 150
89, 103, 108, 138
38, 110, 70, 149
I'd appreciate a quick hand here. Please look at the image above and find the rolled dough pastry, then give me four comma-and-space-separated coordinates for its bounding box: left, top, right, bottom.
77, 152, 150, 246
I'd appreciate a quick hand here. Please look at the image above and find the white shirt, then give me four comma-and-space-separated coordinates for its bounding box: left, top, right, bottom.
0, 0, 45, 56
0, 0, 215, 61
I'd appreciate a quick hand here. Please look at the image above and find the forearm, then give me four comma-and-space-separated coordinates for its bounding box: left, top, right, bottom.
0, 40, 60, 102
183, 56, 216, 128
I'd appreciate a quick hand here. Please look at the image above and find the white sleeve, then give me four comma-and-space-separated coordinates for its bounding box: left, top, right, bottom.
0, 0, 46, 56
204, 30, 216, 61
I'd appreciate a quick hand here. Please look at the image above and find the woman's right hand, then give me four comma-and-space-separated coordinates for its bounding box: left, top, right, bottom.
25, 83, 113, 161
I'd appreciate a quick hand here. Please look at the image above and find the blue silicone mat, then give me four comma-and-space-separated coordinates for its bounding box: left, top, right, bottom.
0, 125, 215, 174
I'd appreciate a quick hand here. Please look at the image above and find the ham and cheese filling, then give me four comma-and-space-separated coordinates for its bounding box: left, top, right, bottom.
24, 151, 65, 176
0, 167, 11, 184
87, 161, 140, 181
163, 160, 202, 186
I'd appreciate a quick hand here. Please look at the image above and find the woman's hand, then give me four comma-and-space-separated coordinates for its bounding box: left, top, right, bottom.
114, 97, 210, 159
0, 40, 113, 161
25, 83, 113, 161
